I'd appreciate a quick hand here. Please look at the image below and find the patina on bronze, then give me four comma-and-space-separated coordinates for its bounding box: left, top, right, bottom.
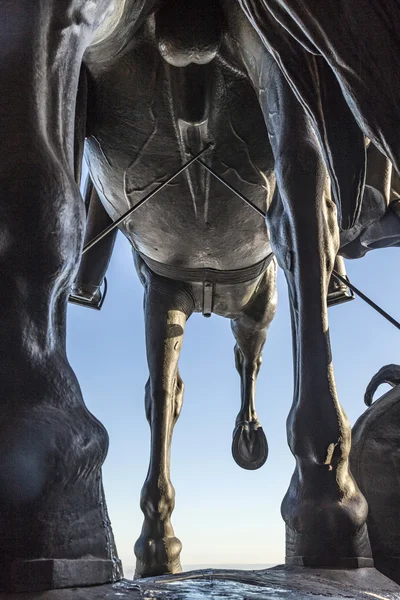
351, 384, 400, 585
2, 0, 400, 592
80, 0, 371, 578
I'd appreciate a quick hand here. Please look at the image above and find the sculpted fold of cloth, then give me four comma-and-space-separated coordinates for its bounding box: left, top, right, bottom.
240, 0, 400, 180
238, 0, 367, 231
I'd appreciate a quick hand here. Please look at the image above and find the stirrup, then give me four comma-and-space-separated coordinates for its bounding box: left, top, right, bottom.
327, 274, 354, 307
328, 256, 354, 308
68, 278, 108, 311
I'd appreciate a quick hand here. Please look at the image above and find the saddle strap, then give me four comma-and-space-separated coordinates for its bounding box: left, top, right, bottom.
138, 252, 274, 285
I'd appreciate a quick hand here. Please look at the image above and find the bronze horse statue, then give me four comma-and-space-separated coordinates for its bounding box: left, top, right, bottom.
72, 0, 397, 579
74, 4, 280, 577
1, 0, 400, 591
74, 122, 400, 581
72, 0, 363, 578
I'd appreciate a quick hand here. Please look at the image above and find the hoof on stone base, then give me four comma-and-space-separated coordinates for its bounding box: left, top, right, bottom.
134, 535, 182, 579
285, 523, 374, 568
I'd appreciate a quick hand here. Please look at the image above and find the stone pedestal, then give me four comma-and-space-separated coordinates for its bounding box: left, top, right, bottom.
0, 559, 119, 594
0, 403, 122, 592
1, 565, 399, 599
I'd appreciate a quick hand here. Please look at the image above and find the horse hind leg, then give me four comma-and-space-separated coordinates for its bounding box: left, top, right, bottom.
231, 334, 268, 470
231, 261, 277, 470
134, 266, 194, 578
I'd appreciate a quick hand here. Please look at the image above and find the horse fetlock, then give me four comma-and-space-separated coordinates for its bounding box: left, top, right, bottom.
282, 463, 369, 539
135, 480, 181, 578
235, 404, 258, 425
288, 428, 350, 469
140, 479, 176, 521
0, 397, 108, 499
0, 400, 112, 563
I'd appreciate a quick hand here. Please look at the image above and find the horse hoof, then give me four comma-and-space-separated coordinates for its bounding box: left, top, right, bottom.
285, 523, 373, 567
134, 534, 182, 578
232, 421, 268, 470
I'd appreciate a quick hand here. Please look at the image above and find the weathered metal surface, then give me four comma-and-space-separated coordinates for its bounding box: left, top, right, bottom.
2, 0, 400, 588
1, 566, 399, 600
351, 384, 400, 585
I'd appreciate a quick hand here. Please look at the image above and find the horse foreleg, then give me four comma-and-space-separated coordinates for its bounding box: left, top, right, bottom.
0, 0, 119, 591
134, 266, 194, 578
231, 260, 277, 470
263, 62, 373, 567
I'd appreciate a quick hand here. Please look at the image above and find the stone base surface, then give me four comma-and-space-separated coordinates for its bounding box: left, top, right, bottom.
0, 559, 121, 593
1, 564, 399, 599
375, 556, 400, 587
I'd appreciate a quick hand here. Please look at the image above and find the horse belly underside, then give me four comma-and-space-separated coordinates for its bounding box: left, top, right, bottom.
84, 15, 274, 271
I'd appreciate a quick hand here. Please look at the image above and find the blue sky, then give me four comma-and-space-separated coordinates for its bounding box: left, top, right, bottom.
66, 223, 399, 576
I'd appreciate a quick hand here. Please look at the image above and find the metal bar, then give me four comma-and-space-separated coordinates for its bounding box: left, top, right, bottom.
82, 142, 400, 334
197, 159, 267, 219
82, 144, 212, 255
202, 157, 400, 332
332, 270, 400, 331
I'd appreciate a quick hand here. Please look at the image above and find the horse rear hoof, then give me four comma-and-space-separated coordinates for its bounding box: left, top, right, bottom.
232, 421, 268, 470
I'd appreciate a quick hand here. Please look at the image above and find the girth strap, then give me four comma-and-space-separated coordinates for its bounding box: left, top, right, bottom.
138, 252, 274, 285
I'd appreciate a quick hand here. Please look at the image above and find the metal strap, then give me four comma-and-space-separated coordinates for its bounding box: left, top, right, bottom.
203, 282, 213, 317
138, 252, 274, 285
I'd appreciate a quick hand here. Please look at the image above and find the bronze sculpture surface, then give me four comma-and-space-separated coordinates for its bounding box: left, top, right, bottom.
81, 0, 372, 578
351, 384, 400, 586
2, 0, 400, 592
1, 565, 400, 599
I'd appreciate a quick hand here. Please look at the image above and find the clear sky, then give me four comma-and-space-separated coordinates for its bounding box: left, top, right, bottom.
66, 216, 399, 577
